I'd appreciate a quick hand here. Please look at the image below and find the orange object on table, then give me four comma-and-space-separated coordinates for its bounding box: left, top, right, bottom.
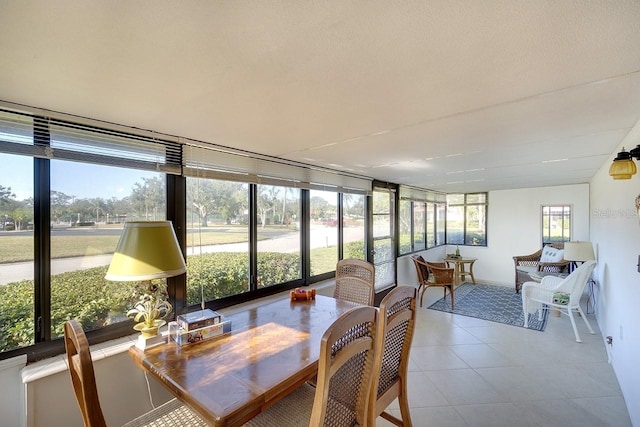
290, 288, 316, 301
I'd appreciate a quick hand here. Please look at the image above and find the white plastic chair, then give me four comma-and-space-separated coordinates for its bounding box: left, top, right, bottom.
521, 260, 596, 342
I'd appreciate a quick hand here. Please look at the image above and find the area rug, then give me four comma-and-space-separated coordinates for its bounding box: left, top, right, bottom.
427, 283, 548, 331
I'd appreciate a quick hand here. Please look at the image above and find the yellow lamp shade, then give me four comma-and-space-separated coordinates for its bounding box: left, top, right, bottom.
105, 221, 186, 281
609, 158, 636, 180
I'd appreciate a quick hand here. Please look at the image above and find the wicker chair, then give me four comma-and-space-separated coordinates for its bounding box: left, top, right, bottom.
513, 243, 570, 293
370, 286, 417, 427
333, 276, 375, 306
522, 260, 597, 342
411, 256, 454, 308
63, 319, 206, 427
336, 258, 375, 285
244, 306, 379, 426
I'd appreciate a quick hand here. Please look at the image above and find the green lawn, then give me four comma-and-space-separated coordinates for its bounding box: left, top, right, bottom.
0, 225, 298, 263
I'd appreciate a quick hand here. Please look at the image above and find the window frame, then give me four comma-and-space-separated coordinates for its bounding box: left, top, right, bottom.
445, 192, 488, 247
541, 204, 572, 245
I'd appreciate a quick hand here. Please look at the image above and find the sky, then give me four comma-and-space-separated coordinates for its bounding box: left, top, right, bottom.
0, 153, 153, 201
0, 153, 345, 204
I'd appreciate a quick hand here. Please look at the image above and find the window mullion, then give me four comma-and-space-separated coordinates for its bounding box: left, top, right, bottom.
33, 117, 51, 342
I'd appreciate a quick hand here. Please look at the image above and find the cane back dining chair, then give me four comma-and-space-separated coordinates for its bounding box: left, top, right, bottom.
336, 258, 375, 285
63, 319, 206, 427
411, 256, 455, 309
244, 305, 379, 427
333, 275, 375, 306
334, 258, 376, 306
522, 260, 597, 343
370, 286, 417, 426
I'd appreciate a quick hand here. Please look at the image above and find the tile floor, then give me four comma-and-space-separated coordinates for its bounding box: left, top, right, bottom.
377, 285, 632, 427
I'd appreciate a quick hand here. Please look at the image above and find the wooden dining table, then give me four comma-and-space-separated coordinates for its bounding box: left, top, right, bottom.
129, 295, 359, 427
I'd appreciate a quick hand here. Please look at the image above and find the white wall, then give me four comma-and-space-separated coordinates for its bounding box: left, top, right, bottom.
486, 183, 590, 286
590, 141, 640, 426
0, 355, 26, 427
19, 341, 174, 427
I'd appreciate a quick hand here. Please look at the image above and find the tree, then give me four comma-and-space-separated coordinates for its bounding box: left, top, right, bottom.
130, 177, 165, 220
215, 182, 246, 225
51, 191, 73, 224
0, 185, 15, 207
310, 196, 330, 221
11, 207, 28, 231
188, 179, 217, 227
257, 186, 279, 228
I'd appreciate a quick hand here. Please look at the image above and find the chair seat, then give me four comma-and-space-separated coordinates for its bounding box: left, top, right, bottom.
123, 398, 207, 427
515, 265, 537, 275
243, 383, 315, 426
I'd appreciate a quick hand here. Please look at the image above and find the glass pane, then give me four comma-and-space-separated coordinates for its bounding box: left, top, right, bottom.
372, 189, 395, 290
186, 178, 249, 304
426, 204, 435, 248
466, 193, 486, 204
413, 202, 425, 251
342, 193, 365, 260
309, 190, 338, 276
50, 160, 166, 339
543, 205, 571, 243
436, 203, 446, 245
0, 153, 34, 352
465, 205, 486, 245
446, 205, 464, 244
398, 200, 412, 254
257, 185, 301, 287
447, 193, 464, 205
373, 238, 394, 287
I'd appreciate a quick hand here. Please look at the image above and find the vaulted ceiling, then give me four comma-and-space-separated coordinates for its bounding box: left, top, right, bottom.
2, 1, 640, 193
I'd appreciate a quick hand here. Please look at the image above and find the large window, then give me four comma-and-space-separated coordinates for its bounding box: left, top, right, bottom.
342, 193, 366, 260
398, 199, 412, 254
0, 152, 34, 352
186, 177, 249, 305
0, 108, 181, 358
256, 184, 301, 287
446, 193, 487, 246
397, 187, 446, 254
0, 106, 380, 362
50, 160, 166, 339
372, 186, 395, 290
542, 205, 571, 244
309, 190, 338, 276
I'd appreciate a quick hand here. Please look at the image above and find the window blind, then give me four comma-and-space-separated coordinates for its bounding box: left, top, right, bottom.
183, 145, 372, 194
0, 107, 181, 174
399, 185, 446, 203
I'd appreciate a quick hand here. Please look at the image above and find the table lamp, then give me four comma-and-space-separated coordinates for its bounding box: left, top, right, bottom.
105, 221, 186, 346
563, 241, 595, 271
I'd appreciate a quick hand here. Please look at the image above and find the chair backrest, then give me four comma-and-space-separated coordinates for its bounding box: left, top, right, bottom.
333, 276, 375, 305
369, 286, 417, 423
64, 319, 108, 427
425, 262, 453, 285
310, 306, 378, 427
557, 260, 597, 306
411, 255, 429, 284
336, 258, 375, 285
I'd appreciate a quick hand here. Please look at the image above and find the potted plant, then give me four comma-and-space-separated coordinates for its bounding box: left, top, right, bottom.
127, 281, 173, 338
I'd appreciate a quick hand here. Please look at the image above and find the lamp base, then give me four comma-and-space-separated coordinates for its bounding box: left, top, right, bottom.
135, 333, 166, 350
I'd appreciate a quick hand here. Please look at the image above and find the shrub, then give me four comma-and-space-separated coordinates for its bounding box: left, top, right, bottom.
0, 251, 303, 352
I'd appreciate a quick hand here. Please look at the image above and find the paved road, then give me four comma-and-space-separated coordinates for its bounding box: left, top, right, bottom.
0, 226, 359, 285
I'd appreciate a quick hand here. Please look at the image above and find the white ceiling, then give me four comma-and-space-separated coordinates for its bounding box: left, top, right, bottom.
1, 1, 640, 193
